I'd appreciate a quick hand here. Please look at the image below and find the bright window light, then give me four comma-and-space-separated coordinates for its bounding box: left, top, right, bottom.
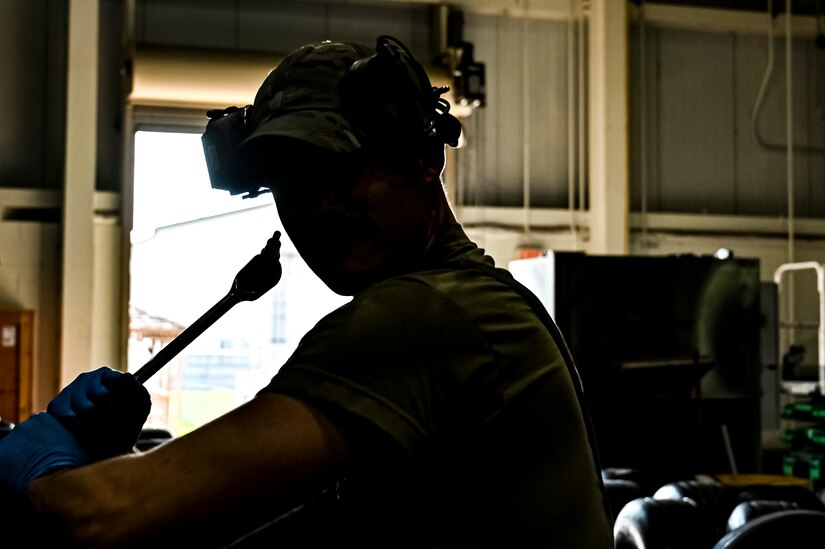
130, 130, 348, 435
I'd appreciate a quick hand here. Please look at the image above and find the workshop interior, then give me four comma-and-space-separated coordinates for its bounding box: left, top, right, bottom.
2, 0, 825, 546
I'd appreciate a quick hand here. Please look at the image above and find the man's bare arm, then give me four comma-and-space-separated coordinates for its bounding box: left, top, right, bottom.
27, 392, 349, 547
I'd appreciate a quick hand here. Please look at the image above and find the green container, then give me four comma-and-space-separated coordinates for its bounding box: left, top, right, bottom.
783, 450, 825, 490
808, 428, 825, 447
784, 426, 818, 449
781, 401, 825, 421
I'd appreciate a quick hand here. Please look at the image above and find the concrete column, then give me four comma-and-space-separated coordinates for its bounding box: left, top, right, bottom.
587, 0, 629, 255
60, 0, 99, 387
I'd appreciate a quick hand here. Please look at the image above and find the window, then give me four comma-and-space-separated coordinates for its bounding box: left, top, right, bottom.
129, 130, 348, 435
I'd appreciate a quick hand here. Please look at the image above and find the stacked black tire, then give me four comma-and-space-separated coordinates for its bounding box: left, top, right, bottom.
613, 478, 825, 548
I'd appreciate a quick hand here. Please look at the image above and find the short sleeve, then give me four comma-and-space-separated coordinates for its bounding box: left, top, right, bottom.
261, 277, 496, 453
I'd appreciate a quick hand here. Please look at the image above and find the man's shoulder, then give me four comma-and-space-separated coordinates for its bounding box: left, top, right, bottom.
345, 264, 502, 320
345, 268, 478, 325
367, 262, 500, 297
343, 262, 542, 339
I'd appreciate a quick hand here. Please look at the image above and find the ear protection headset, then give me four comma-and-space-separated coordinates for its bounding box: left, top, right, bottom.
202, 105, 254, 195
338, 35, 461, 150
201, 35, 461, 198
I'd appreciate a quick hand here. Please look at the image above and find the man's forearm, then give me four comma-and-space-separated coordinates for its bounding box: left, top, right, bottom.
26, 454, 145, 546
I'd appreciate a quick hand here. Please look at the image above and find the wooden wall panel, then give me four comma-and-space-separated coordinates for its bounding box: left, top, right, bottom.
0, 310, 33, 424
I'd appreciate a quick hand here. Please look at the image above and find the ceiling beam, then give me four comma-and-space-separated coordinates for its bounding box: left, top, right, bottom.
294, 0, 576, 20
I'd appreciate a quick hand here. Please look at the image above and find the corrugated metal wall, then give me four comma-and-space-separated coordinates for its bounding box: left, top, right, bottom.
0, 0, 67, 190
134, 0, 432, 61
632, 26, 825, 217
1, 1, 823, 213
459, 14, 575, 209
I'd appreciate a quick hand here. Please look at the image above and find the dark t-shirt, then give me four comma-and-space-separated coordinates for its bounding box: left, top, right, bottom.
254, 224, 612, 547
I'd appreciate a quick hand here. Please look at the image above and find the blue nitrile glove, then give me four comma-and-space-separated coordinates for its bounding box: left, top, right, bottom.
47, 366, 151, 461
0, 412, 87, 493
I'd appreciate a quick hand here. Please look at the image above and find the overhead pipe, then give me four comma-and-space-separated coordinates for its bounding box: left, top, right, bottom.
751, 1, 825, 155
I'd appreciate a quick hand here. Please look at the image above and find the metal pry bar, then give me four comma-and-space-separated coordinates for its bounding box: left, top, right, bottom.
133, 231, 282, 385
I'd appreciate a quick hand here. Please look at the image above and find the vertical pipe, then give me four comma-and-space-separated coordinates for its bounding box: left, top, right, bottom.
786, 0, 795, 264
638, 0, 648, 252
818, 267, 825, 394
567, 0, 578, 247
786, 0, 797, 345
578, 1, 586, 233
522, 12, 531, 236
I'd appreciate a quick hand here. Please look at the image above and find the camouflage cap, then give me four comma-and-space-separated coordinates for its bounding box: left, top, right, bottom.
238, 40, 374, 157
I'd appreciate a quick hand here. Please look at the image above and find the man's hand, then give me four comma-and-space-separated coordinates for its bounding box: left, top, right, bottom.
0, 413, 87, 493
47, 366, 151, 461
